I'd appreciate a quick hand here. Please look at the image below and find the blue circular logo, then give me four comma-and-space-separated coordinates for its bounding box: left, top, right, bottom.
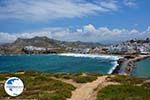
4, 77, 24, 97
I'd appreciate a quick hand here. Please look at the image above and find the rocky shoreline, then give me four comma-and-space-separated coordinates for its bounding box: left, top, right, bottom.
112, 55, 150, 75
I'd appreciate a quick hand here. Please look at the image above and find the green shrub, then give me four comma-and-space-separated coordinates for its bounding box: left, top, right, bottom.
97, 84, 150, 100
110, 75, 144, 84
0, 72, 75, 99
39, 91, 66, 100
73, 76, 97, 83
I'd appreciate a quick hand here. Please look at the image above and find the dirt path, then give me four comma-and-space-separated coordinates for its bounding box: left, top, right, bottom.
67, 76, 108, 100
52, 75, 119, 100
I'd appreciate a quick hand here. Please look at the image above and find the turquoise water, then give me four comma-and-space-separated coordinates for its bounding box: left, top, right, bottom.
0, 54, 118, 74
133, 58, 150, 77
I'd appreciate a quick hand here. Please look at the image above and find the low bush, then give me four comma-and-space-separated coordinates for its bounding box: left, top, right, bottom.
73, 75, 97, 83
110, 75, 144, 84
0, 72, 75, 99
97, 84, 150, 100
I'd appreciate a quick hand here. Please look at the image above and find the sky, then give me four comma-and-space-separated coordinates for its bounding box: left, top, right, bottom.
0, 0, 150, 44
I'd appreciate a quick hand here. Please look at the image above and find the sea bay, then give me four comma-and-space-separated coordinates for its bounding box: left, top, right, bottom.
0, 53, 119, 74
133, 57, 150, 77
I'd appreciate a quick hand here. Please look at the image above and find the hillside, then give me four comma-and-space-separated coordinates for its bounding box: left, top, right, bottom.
0, 36, 102, 54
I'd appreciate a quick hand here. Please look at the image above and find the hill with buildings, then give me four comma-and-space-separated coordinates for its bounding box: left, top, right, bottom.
0, 36, 150, 55
107, 38, 150, 54
0, 36, 102, 54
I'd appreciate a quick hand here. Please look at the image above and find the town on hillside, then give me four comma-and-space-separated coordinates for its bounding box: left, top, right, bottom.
0, 37, 150, 55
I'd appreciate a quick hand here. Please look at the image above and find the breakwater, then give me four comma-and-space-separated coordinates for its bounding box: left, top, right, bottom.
112, 55, 150, 75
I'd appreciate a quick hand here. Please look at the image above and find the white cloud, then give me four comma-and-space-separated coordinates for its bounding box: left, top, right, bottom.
0, 0, 108, 20
0, 24, 150, 44
0, 0, 136, 21
124, 0, 137, 7
147, 26, 150, 32
0, 32, 17, 43
76, 29, 83, 33
83, 24, 96, 33
100, 0, 118, 11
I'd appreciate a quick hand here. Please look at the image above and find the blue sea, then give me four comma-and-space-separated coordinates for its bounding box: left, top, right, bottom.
133, 57, 150, 77
0, 53, 119, 74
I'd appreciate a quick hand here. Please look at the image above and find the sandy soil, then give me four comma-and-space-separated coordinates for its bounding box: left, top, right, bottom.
67, 76, 118, 100
52, 75, 120, 100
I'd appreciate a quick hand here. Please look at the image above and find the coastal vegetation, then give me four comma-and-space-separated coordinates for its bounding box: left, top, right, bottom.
97, 75, 150, 100
72, 75, 97, 83
109, 75, 145, 84
0, 72, 149, 100
52, 73, 101, 83
0, 72, 75, 99
97, 84, 150, 100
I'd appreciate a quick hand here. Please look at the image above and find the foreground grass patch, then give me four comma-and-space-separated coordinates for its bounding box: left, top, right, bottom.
109, 75, 145, 84
97, 84, 150, 100
53, 73, 100, 83
0, 72, 75, 99
73, 75, 97, 83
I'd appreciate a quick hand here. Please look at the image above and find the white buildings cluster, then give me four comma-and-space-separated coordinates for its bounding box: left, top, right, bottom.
24, 46, 46, 51
66, 47, 91, 54
23, 39, 150, 55
107, 40, 150, 54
